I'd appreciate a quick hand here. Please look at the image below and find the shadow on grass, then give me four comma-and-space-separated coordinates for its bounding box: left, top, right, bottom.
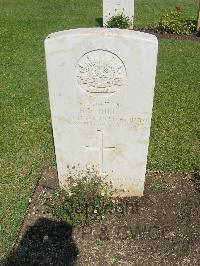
4, 218, 79, 266
96, 17, 103, 27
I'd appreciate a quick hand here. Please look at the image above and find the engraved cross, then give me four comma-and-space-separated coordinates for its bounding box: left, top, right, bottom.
85, 130, 115, 172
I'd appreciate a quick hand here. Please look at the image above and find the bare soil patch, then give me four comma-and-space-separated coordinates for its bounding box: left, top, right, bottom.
4, 167, 200, 265
141, 30, 200, 41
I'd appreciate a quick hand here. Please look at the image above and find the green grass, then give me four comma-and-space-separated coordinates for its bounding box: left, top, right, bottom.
0, 0, 199, 261
148, 39, 200, 171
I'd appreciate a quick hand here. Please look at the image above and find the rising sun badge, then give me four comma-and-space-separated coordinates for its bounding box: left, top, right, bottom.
76, 50, 126, 95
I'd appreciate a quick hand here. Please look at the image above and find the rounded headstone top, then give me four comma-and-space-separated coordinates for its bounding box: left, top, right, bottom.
45, 28, 158, 44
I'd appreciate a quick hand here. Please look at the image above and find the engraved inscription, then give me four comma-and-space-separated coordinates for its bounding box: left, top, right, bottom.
67, 101, 147, 129
69, 115, 147, 128
76, 50, 126, 94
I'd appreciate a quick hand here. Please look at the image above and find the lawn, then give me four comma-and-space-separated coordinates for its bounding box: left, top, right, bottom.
0, 0, 199, 260
148, 39, 200, 171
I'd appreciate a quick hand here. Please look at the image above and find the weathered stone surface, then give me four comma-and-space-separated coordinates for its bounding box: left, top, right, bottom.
45, 28, 158, 196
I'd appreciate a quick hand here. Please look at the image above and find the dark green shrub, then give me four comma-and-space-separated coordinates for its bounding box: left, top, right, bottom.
106, 13, 132, 29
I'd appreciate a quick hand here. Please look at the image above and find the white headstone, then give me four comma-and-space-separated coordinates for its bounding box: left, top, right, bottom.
103, 0, 134, 27
45, 28, 158, 196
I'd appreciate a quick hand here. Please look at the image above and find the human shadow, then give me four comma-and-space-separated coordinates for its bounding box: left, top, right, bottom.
4, 218, 79, 266
95, 17, 103, 27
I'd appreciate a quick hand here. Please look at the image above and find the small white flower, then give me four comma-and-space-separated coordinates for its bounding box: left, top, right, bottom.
101, 192, 105, 197
94, 209, 98, 214
72, 182, 77, 187
101, 215, 105, 219
43, 235, 49, 241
